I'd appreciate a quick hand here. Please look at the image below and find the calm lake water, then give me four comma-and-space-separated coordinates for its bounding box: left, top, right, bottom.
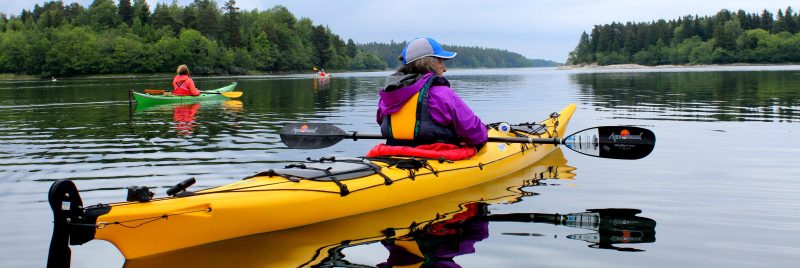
1, 66, 799, 267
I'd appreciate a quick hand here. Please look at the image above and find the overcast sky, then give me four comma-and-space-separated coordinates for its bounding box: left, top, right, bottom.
1, 0, 798, 62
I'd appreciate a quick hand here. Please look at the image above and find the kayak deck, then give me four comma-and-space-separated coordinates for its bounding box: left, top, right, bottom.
49, 104, 577, 260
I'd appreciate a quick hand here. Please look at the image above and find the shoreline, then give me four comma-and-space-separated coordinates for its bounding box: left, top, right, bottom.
4, 64, 800, 81
557, 63, 800, 70
0, 69, 381, 81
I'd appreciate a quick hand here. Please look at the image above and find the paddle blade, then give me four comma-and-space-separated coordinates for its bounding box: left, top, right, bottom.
221, 91, 243, 98
279, 123, 347, 149
563, 126, 655, 160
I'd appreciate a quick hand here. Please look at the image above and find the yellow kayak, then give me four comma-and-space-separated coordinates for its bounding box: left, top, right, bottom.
47, 104, 577, 262
125, 148, 576, 268
126, 148, 656, 268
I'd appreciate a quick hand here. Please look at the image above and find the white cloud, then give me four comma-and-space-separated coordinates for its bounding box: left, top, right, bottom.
1, 0, 797, 62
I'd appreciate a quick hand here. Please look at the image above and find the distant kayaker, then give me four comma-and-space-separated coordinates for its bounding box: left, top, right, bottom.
172, 64, 200, 96
375, 37, 487, 150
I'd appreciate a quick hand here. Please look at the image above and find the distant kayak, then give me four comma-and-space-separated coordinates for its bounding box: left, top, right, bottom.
314, 73, 332, 79
130, 82, 238, 106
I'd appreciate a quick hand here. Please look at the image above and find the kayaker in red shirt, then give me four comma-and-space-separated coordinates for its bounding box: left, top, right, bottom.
172, 65, 200, 96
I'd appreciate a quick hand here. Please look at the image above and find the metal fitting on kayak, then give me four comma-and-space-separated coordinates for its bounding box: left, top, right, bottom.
127, 186, 154, 202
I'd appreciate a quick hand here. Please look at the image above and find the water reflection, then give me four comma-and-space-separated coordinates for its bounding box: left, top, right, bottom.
173, 103, 201, 136
123, 149, 654, 268
221, 100, 244, 113
500, 208, 656, 252
313, 76, 331, 93
570, 71, 800, 122
132, 99, 245, 137
313, 206, 654, 268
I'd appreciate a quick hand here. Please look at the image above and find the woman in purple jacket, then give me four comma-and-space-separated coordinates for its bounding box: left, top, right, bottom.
377, 37, 487, 149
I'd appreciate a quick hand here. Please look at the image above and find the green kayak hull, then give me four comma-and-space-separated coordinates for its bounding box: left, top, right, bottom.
132, 82, 238, 107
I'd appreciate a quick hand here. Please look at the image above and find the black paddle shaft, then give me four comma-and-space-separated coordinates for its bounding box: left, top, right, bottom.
279, 123, 655, 159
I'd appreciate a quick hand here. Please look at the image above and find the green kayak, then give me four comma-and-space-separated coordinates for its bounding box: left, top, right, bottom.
131, 82, 238, 106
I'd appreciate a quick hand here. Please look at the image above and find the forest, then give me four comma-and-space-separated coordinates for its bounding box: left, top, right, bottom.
0, 0, 550, 77
568, 6, 800, 66
359, 42, 560, 69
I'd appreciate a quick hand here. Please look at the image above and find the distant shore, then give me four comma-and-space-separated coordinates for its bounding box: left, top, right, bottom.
557, 63, 800, 70
0, 71, 295, 81
5, 64, 800, 81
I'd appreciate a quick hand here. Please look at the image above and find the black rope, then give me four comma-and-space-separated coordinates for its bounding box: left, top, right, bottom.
96, 207, 212, 229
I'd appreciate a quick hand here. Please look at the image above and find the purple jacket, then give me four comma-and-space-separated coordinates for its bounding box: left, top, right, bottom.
377, 72, 487, 146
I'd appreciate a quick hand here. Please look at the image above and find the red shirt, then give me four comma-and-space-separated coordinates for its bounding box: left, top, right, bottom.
172, 75, 200, 96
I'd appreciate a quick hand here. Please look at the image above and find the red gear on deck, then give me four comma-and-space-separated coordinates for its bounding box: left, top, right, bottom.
366, 142, 476, 161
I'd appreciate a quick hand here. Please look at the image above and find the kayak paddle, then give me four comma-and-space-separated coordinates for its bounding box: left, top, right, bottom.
141, 89, 242, 98
144, 89, 165, 95
207, 91, 243, 98
279, 123, 655, 160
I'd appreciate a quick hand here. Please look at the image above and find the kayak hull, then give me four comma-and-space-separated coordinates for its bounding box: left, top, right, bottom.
131, 82, 238, 106
52, 104, 577, 260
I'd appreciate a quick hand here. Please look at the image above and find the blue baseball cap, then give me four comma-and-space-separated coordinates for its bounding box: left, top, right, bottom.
401, 37, 457, 64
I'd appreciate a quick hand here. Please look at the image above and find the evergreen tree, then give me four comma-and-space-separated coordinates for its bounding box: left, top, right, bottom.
223, 0, 242, 48
64, 3, 84, 24
182, 6, 196, 32
736, 10, 748, 28
88, 0, 120, 29
191, 0, 220, 40
346, 39, 358, 58
311, 25, 332, 67
151, 3, 179, 34
760, 9, 774, 31
118, 0, 133, 25
785, 6, 797, 33
774, 9, 787, 33
568, 31, 592, 64
249, 31, 273, 71
132, 0, 149, 25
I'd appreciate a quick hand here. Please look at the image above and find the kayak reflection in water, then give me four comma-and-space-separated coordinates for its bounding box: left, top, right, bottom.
316, 204, 656, 267
313, 75, 330, 92
173, 103, 201, 136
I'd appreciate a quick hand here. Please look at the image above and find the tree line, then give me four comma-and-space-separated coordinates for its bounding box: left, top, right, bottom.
0, 0, 553, 78
359, 41, 560, 69
568, 6, 800, 65
0, 0, 389, 76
